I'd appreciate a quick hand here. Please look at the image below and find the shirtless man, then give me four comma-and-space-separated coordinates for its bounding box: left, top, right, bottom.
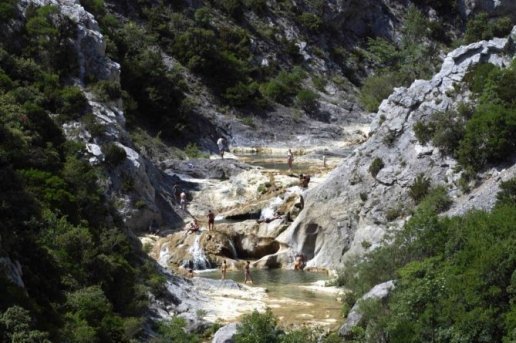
208, 210, 215, 231
244, 261, 253, 284
221, 260, 228, 280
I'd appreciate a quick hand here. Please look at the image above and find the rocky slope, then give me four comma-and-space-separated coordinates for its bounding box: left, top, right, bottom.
278, 27, 516, 269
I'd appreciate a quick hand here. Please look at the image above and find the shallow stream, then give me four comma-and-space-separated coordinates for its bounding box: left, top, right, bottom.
201, 269, 342, 328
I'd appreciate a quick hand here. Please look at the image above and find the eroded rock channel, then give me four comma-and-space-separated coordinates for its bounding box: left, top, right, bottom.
140, 147, 352, 328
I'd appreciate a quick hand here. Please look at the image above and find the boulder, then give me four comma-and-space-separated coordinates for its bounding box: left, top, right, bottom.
236, 235, 280, 259
212, 323, 239, 343
339, 281, 395, 337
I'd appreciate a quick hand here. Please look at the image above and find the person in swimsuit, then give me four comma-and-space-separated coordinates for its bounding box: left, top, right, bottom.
221, 260, 227, 280
180, 191, 187, 210
244, 261, 253, 284
217, 137, 226, 159
208, 210, 215, 231
287, 149, 294, 171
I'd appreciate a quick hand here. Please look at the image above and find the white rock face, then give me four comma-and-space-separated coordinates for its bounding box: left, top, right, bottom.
212, 323, 239, 343
19, 0, 119, 82
278, 29, 516, 269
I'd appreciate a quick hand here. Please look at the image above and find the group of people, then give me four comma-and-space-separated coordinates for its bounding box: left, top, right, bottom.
219, 260, 253, 284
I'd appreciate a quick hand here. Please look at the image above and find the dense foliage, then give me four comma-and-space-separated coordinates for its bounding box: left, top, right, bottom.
0, 3, 164, 341
336, 179, 516, 342
359, 5, 442, 112
413, 61, 516, 174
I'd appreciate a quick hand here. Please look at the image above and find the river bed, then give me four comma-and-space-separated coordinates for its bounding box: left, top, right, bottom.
201, 269, 343, 328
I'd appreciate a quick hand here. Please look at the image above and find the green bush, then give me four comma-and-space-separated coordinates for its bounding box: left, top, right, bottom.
464, 63, 497, 94
457, 104, 516, 171
413, 121, 433, 145
464, 13, 513, 43
154, 317, 200, 343
368, 158, 384, 178
419, 185, 452, 213
496, 177, 516, 207
58, 86, 88, 120
220, 0, 243, 19
297, 12, 322, 31
234, 309, 280, 343
245, 0, 267, 14
359, 72, 400, 112
185, 143, 205, 158
408, 173, 431, 203
0, 0, 17, 22
92, 80, 122, 101
295, 89, 319, 111
261, 68, 306, 104
103, 142, 127, 166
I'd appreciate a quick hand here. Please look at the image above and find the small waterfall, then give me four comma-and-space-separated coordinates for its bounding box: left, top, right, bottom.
260, 196, 283, 219
227, 239, 238, 259
187, 235, 211, 270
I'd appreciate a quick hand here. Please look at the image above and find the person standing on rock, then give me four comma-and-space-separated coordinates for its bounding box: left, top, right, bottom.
172, 183, 181, 203
217, 137, 226, 159
323, 155, 326, 168
180, 191, 187, 211
287, 148, 294, 171
208, 210, 215, 231
221, 260, 228, 280
244, 261, 253, 284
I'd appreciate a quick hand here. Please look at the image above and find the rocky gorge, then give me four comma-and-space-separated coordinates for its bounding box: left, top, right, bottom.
1, 0, 515, 341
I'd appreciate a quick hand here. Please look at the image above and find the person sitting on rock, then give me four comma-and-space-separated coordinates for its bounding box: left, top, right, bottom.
301, 175, 311, 188
186, 219, 200, 234
257, 211, 282, 224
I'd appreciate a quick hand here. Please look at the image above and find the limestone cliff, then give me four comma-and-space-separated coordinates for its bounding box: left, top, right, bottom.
279, 27, 516, 269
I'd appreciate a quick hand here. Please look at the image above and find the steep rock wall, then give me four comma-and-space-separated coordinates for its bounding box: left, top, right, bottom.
278, 28, 516, 269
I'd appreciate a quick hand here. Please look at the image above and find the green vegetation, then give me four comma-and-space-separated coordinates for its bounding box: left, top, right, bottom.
234, 309, 338, 343
0, 5, 166, 342
408, 173, 431, 203
359, 5, 441, 112
368, 158, 384, 178
336, 180, 516, 342
464, 13, 513, 43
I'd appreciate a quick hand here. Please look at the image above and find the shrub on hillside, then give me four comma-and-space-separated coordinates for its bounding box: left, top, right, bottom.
295, 89, 319, 111
297, 12, 322, 31
496, 177, 516, 207
457, 104, 516, 171
368, 158, 384, 178
464, 13, 513, 43
464, 63, 498, 94
58, 86, 88, 120
409, 173, 431, 203
103, 143, 127, 166
359, 72, 401, 112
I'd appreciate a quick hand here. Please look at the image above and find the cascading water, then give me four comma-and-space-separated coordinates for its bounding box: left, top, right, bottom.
184, 235, 211, 270
260, 196, 283, 219
227, 239, 238, 259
